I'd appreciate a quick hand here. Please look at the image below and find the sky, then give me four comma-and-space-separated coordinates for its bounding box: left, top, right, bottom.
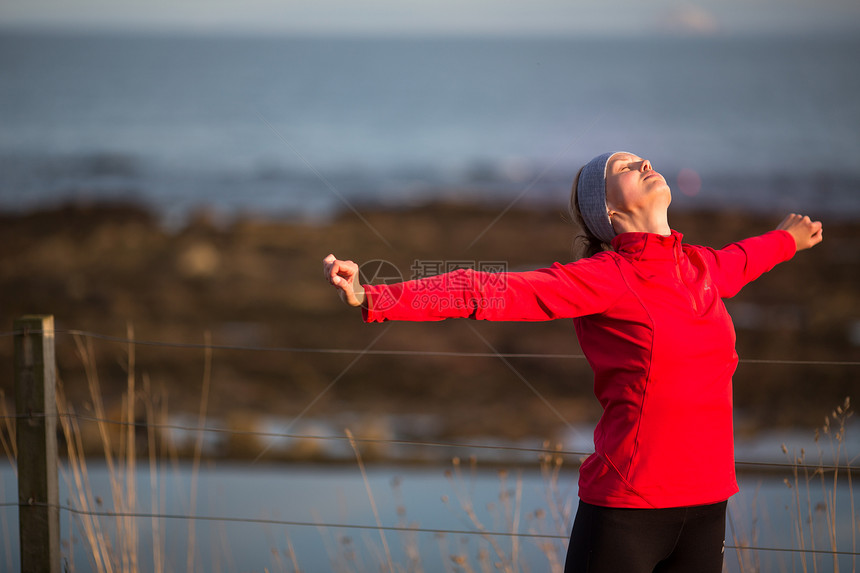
1, 0, 859, 37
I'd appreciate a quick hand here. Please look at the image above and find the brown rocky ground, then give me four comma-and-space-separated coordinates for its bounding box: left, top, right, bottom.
1, 200, 857, 454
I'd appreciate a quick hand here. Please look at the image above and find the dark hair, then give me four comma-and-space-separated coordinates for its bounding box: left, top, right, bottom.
569, 166, 612, 259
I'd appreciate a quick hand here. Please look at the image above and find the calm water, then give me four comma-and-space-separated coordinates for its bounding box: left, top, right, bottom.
1, 458, 857, 572
1, 31, 859, 224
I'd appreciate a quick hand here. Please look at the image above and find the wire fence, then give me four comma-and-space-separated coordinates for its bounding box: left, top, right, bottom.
1, 411, 857, 474
1, 500, 859, 558
3, 500, 859, 559
3, 328, 860, 365
4, 325, 859, 567
0, 502, 860, 557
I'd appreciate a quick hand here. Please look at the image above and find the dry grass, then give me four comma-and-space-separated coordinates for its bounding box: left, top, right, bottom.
781, 397, 856, 573
729, 397, 857, 573
0, 333, 855, 572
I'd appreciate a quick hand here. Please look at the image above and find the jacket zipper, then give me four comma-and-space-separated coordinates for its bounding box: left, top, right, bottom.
674, 241, 699, 312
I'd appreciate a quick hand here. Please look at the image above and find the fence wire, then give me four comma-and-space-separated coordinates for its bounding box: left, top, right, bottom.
2, 328, 860, 365
0, 501, 857, 558
2, 412, 858, 474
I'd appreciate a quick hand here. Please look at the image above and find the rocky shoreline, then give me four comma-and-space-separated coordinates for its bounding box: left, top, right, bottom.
1, 200, 857, 458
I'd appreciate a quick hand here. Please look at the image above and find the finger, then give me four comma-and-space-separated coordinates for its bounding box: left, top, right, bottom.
330, 260, 356, 283
328, 261, 347, 284
777, 213, 798, 230
329, 259, 344, 277
813, 225, 824, 240
325, 259, 339, 281
338, 260, 357, 277
330, 271, 349, 288
807, 223, 821, 237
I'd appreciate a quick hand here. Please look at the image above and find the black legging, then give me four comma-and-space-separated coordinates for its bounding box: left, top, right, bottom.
564, 500, 727, 573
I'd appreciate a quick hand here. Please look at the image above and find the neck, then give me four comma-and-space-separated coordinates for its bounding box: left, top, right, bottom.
610, 209, 671, 236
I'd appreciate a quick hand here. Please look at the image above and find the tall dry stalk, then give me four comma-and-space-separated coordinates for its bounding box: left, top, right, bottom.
444, 456, 559, 573
284, 531, 302, 573
444, 456, 513, 572
123, 324, 138, 572
186, 330, 213, 573
71, 333, 134, 569
142, 373, 165, 573
390, 475, 423, 573
56, 330, 177, 572
0, 391, 16, 472
494, 468, 524, 573
345, 427, 395, 573
779, 397, 855, 573
727, 500, 755, 573
534, 442, 573, 571
56, 379, 114, 573
816, 397, 852, 573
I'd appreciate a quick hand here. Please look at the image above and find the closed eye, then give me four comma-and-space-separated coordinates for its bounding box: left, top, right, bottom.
608, 154, 639, 173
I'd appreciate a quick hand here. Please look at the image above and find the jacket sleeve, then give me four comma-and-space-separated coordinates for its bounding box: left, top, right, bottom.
361, 254, 625, 323
698, 230, 797, 298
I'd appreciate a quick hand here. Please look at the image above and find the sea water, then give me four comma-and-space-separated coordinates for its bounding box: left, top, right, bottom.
1, 31, 859, 224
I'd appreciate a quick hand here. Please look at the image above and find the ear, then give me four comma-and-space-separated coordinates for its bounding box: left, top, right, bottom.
604, 189, 619, 213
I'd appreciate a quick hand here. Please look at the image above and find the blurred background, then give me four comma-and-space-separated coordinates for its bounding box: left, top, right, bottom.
1, 0, 859, 570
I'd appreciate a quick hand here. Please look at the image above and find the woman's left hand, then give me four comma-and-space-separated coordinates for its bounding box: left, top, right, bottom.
776, 213, 823, 251
323, 254, 366, 307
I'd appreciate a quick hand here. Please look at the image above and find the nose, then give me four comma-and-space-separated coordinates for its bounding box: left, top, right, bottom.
640, 159, 652, 172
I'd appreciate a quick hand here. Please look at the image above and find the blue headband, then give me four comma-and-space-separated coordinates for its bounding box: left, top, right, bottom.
577, 151, 628, 245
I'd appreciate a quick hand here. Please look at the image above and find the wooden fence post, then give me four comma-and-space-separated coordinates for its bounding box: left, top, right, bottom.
14, 315, 60, 573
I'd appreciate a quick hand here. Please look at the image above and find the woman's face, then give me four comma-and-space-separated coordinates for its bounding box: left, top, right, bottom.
604, 152, 671, 215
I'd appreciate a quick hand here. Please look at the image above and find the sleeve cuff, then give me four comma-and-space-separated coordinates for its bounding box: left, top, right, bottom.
774, 229, 798, 260
360, 284, 376, 322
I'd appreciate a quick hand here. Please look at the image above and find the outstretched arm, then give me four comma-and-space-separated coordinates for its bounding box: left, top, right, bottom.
324, 253, 624, 323
702, 212, 823, 298
776, 213, 823, 251
323, 254, 365, 307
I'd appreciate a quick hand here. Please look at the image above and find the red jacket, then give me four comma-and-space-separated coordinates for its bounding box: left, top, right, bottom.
361, 230, 797, 508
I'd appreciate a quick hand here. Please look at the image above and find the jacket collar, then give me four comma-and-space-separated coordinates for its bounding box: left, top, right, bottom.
610, 230, 683, 262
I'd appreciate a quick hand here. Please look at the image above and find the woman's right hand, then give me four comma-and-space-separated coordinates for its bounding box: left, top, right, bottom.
776, 213, 823, 252
323, 254, 365, 307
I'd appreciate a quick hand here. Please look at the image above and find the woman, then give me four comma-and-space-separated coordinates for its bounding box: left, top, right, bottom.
323, 151, 823, 572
